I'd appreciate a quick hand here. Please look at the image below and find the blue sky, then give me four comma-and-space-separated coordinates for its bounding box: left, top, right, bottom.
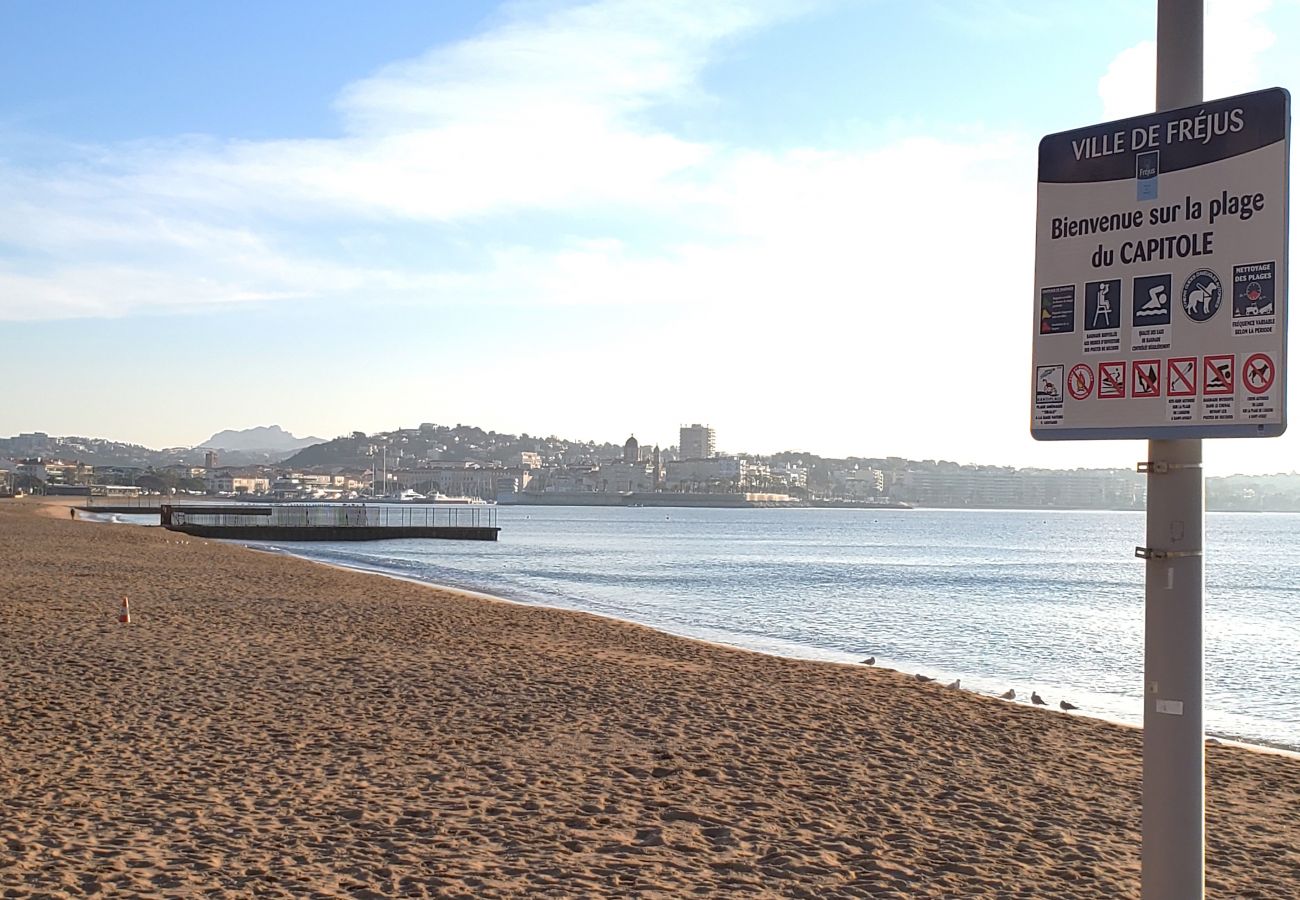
1, 0, 1296, 473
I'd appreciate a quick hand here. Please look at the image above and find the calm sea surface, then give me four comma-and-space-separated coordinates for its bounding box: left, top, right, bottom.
113, 506, 1300, 750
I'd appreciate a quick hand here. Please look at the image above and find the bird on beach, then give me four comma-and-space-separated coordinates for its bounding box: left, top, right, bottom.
1000, 689, 1016, 700
1060, 700, 1078, 711
861, 657, 876, 666
915, 674, 935, 683
1031, 691, 1047, 706
946, 679, 961, 690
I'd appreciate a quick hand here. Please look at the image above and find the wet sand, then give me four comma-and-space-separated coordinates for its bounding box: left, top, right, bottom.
2, 499, 1298, 897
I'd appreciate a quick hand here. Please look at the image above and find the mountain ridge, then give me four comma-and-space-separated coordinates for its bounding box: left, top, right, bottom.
201, 425, 325, 452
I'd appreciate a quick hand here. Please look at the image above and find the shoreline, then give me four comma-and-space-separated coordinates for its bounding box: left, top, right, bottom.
258, 538, 1300, 760
8, 498, 1300, 896
78, 507, 1300, 759
85, 505, 1300, 758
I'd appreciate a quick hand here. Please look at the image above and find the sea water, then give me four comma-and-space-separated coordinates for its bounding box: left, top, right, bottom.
241, 507, 1300, 750
113, 506, 1300, 750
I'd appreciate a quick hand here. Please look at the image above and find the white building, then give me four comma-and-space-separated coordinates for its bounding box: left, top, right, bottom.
598, 461, 656, 493
664, 457, 744, 492
836, 467, 885, 500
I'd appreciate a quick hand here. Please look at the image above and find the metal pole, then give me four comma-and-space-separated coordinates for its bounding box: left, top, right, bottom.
1145, 4, 1204, 898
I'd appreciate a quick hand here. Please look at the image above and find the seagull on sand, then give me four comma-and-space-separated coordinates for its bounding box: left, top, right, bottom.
915, 674, 935, 683
861, 657, 876, 666
946, 679, 961, 689
1060, 700, 1078, 711
1000, 689, 1016, 700
1031, 691, 1047, 706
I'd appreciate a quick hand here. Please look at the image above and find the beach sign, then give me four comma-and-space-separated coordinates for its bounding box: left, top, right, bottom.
1031, 88, 1290, 440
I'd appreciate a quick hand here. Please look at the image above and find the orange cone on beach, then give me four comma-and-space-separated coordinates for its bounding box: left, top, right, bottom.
118, 595, 131, 625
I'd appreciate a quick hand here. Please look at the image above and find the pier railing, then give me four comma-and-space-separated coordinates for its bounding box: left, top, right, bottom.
165, 503, 497, 530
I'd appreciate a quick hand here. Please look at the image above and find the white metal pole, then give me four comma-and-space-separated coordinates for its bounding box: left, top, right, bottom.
1145, 3, 1205, 898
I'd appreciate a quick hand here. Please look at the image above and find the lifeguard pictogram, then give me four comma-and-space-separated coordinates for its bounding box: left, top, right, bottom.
1085, 280, 1122, 330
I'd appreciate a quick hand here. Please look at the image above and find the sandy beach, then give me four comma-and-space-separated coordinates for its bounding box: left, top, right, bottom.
2, 500, 1298, 897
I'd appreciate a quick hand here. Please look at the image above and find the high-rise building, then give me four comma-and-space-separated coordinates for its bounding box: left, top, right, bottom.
204, 450, 219, 470
679, 424, 716, 460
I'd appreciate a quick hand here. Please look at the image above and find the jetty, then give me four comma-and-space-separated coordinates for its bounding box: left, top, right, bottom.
160, 503, 500, 541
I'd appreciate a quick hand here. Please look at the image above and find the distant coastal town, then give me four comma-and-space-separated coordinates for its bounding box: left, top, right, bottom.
1, 423, 1297, 511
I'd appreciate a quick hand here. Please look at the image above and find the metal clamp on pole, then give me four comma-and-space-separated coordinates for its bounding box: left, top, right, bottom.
1135, 546, 1204, 560
1137, 461, 1204, 474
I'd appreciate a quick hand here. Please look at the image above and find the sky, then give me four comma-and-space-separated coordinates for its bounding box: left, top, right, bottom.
1, 0, 1298, 474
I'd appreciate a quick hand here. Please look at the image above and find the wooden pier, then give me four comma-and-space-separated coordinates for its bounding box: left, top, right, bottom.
159, 504, 500, 542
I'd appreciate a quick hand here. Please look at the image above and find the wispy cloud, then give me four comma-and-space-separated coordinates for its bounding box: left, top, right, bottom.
0, 0, 1033, 331
3, 0, 807, 320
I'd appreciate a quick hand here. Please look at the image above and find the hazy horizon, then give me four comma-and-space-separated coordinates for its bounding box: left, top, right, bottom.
8, 420, 1300, 480
3, 1, 1297, 476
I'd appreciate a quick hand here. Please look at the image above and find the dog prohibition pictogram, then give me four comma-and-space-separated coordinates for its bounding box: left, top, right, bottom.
1167, 357, 1197, 397
1242, 352, 1275, 395
1067, 363, 1094, 400
1098, 361, 1126, 399
1132, 359, 1161, 398
1203, 355, 1235, 395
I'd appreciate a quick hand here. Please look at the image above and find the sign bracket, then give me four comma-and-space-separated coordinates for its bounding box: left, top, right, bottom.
1134, 546, 1203, 560
1136, 460, 1203, 474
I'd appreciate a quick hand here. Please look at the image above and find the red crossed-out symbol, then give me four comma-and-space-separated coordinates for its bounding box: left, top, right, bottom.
1203, 354, 1235, 395
1132, 359, 1161, 397
1098, 361, 1126, 398
1067, 363, 1094, 400
1167, 357, 1197, 396
1243, 352, 1275, 395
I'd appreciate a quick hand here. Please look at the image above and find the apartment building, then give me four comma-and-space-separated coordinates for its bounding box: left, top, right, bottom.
678, 424, 716, 460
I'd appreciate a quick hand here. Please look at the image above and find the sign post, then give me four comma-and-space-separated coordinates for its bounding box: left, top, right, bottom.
1146, 7, 1204, 898
1030, 3, 1289, 897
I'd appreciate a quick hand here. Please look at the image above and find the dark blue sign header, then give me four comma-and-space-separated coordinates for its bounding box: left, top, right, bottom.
1039, 88, 1289, 184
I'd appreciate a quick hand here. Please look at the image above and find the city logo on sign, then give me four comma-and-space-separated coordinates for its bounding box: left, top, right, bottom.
1136, 150, 1159, 201
1036, 365, 1063, 407
1233, 261, 1276, 317
1203, 354, 1235, 395
1132, 274, 1172, 326
1085, 280, 1122, 331
1098, 361, 1126, 399
1167, 357, 1197, 397
1067, 363, 1094, 400
1181, 269, 1223, 322
1132, 359, 1161, 398
1243, 353, 1275, 395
